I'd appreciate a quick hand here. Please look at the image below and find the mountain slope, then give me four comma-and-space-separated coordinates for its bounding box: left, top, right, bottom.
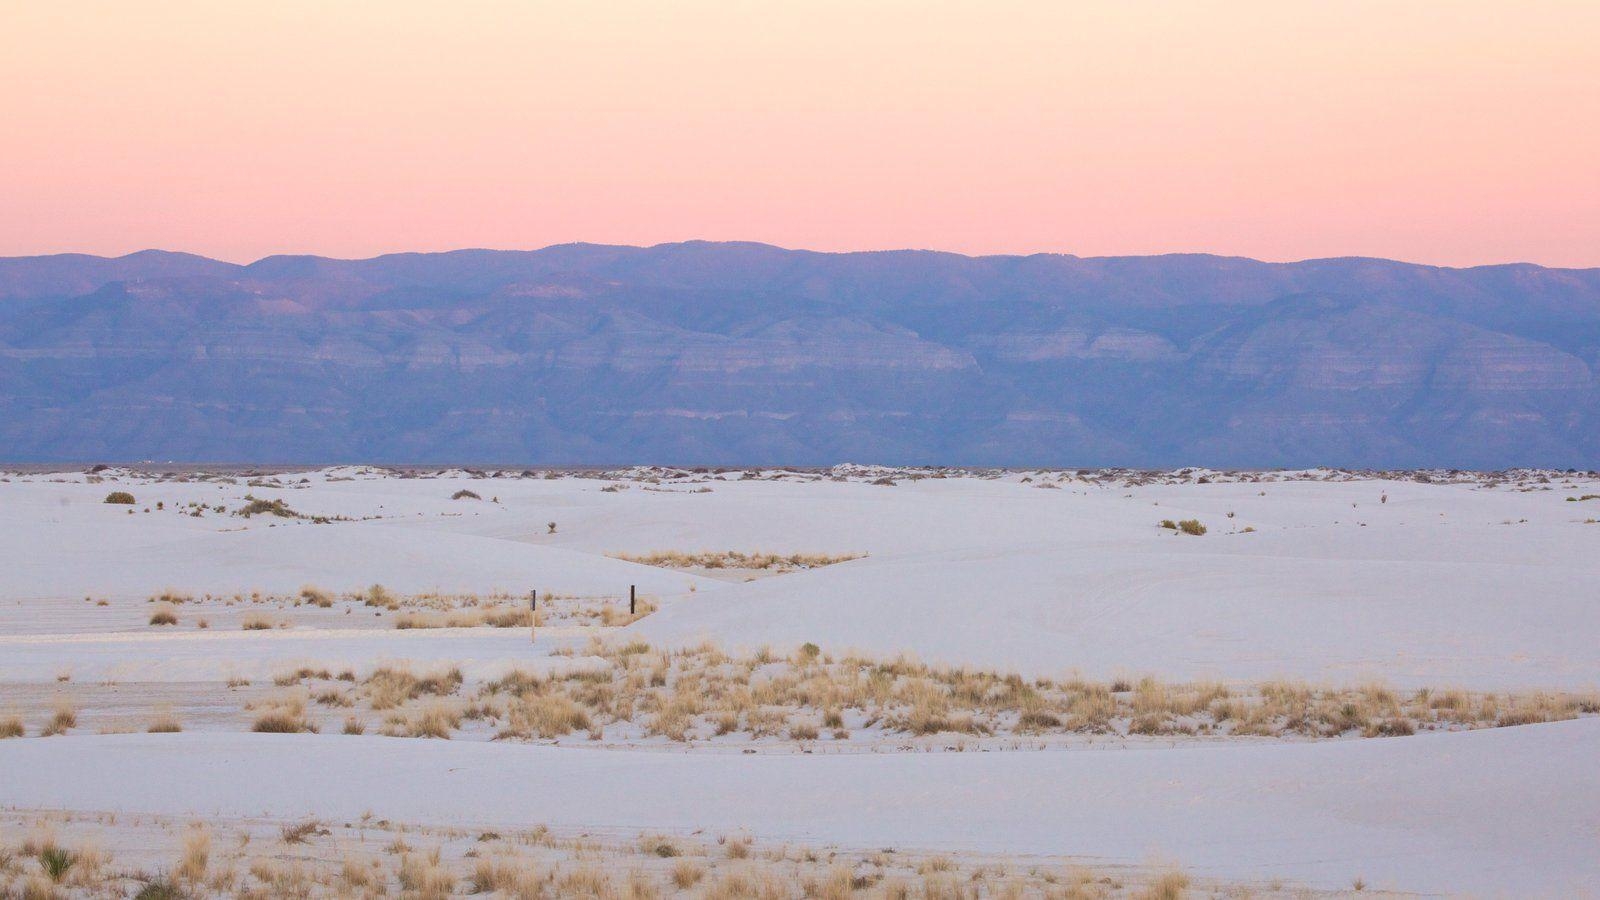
1, 242, 1596, 466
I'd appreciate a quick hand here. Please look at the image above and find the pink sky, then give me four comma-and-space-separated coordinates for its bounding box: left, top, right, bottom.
3, 1, 1598, 267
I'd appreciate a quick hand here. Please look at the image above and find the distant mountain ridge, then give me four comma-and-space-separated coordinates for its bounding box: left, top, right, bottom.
2, 242, 1598, 467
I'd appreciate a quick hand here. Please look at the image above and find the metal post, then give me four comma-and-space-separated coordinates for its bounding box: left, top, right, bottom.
529, 589, 537, 642
629, 584, 636, 617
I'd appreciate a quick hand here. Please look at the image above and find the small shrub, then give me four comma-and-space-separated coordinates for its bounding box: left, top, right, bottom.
299, 585, 333, 607
104, 491, 135, 505
451, 489, 481, 500
148, 604, 179, 626
1177, 519, 1206, 536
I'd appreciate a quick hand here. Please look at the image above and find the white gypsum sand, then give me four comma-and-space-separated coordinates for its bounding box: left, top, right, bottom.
2, 465, 1599, 895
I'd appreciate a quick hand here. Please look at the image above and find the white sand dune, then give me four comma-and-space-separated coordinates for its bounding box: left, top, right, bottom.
616, 478, 1600, 689
0, 514, 704, 603
3, 720, 1596, 895
633, 542, 1600, 688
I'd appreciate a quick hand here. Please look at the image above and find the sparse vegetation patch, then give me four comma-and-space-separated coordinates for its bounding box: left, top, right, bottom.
610, 550, 865, 572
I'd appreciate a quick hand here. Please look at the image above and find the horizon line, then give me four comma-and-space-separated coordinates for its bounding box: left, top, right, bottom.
6, 240, 1600, 274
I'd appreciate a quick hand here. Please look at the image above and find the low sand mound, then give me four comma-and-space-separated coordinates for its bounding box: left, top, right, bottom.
2, 720, 1596, 894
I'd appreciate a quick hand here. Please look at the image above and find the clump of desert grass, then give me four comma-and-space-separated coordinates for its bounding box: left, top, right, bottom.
103, 491, 135, 505
397, 847, 454, 899
176, 825, 210, 884
273, 667, 334, 687
362, 665, 464, 711
148, 603, 179, 626
470, 852, 542, 896
249, 693, 316, 733
609, 550, 865, 572
1158, 519, 1207, 536
381, 700, 463, 739
41, 699, 77, 736
494, 693, 592, 740
0, 713, 24, 738
1141, 869, 1192, 900
239, 612, 277, 630
298, 585, 334, 608
393, 606, 531, 629
147, 706, 183, 733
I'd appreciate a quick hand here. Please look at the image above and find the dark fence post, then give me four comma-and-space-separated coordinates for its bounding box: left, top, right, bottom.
529, 589, 537, 642
629, 584, 636, 616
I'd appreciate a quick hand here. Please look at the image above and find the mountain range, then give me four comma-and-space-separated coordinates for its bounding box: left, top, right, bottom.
2, 242, 1598, 468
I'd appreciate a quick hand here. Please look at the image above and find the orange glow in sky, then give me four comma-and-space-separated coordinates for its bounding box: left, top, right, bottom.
3, 1, 1598, 266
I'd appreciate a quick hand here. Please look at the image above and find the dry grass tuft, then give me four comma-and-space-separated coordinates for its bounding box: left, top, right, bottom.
176, 825, 210, 883
672, 858, 705, 888
279, 820, 328, 844
398, 849, 455, 899
147, 707, 183, 733
394, 606, 532, 629
148, 604, 179, 626
498, 693, 592, 740
364, 665, 464, 711
388, 701, 462, 739
250, 694, 315, 733
0, 714, 24, 739
240, 612, 276, 630
1140, 869, 1191, 899
471, 853, 541, 896
41, 700, 77, 736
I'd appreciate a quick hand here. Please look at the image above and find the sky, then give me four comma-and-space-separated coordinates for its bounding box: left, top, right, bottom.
3, 1, 1598, 267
